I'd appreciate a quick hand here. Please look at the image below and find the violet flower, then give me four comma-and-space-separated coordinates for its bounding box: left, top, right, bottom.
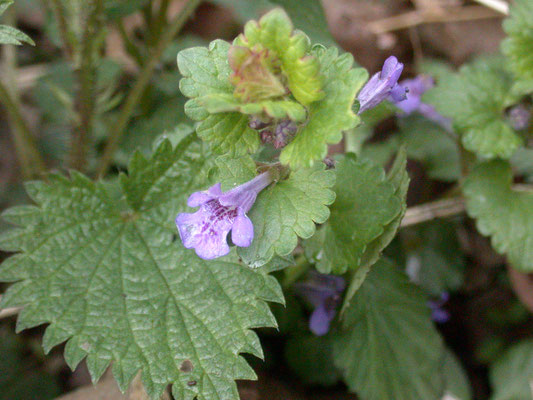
392, 75, 452, 131
508, 104, 531, 131
428, 292, 450, 324
175, 172, 273, 260
357, 56, 407, 114
294, 271, 346, 336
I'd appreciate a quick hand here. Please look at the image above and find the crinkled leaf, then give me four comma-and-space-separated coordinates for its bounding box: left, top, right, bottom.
424, 57, 522, 159
463, 160, 533, 271
0, 137, 283, 400
502, 0, 533, 93
490, 339, 533, 400
305, 153, 403, 274
238, 163, 336, 268
280, 47, 367, 168
213, 154, 257, 191
104, 0, 150, 19
340, 149, 409, 313
235, 8, 324, 105
398, 115, 461, 182
333, 259, 445, 400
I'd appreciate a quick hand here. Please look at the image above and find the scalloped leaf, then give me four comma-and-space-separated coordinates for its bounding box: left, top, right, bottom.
423, 57, 522, 159
305, 153, 404, 274
463, 160, 533, 272
490, 339, 533, 400
235, 8, 324, 105
280, 47, 367, 168
237, 163, 336, 268
502, 0, 533, 93
0, 136, 283, 400
333, 259, 445, 400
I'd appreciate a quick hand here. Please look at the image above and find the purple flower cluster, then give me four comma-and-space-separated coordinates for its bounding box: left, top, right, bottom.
357, 56, 407, 114
175, 172, 273, 260
294, 271, 346, 336
392, 75, 452, 131
428, 292, 450, 324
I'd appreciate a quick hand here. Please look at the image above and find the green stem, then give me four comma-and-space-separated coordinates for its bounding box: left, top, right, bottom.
96, 0, 201, 178
49, 0, 75, 60
0, 80, 45, 179
68, 0, 104, 172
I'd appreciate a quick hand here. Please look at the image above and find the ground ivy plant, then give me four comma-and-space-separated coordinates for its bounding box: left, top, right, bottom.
1, 2, 533, 400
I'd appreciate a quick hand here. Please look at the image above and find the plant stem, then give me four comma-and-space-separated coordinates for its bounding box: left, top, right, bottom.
68, 0, 104, 172
0, 81, 45, 178
97, 0, 201, 178
49, 0, 75, 61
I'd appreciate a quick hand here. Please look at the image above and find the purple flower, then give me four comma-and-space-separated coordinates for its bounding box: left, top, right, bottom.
393, 75, 452, 131
175, 172, 273, 260
508, 104, 531, 131
357, 56, 406, 114
294, 271, 346, 336
428, 292, 450, 324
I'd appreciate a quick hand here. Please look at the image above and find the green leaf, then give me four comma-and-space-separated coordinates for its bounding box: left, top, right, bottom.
305, 153, 404, 274
280, 47, 367, 168
333, 259, 445, 400
285, 334, 341, 386
235, 8, 324, 105
443, 350, 472, 400
424, 57, 522, 159
0, 328, 61, 400
502, 0, 533, 93
463, 160, 533, 271
238, 163, 336, 267
213, 154, 257, 191
0, 24, 34, 46
104, 0, 150, 19
511, 147, 533, 183
404, 221, 465, 297
398, 115, 461, 182
490, 339, 533, 400
0, 137, 283, 400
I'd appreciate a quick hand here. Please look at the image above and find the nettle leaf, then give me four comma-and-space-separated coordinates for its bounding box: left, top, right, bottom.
178, 40, 261, 155
235, 8, 324, 105
213, 154, 257, 191
512, 148, 533, 183
502, 0, 533, 92
280, 47, 367, 168
463, 160, 533, 272
238, 163, 336, 268
490, 339, 533, 400
443, 350, 472, 400
0, 137, 283, 400
305, 153, 405, 275
424, 57, 522, 159
0, 0, 34, 46
333, 259, 445, 400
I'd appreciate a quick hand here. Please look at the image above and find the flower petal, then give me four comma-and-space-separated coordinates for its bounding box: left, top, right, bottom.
231, 214, 254, 247
309, 303, 335, 336
187, 191, 213, 207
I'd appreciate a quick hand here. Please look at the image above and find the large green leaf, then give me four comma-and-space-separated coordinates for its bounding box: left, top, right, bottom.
280, 47, 367, 168
463, 160, 533, 272
502, 0, 533, 92
238, 163, 336, 267
305, 153, 404, 274
0, 0, 34, 46
490, 339, 533, 400
333, 259, 445, 400
423, 58, 522, 159
0, 136, 283, 400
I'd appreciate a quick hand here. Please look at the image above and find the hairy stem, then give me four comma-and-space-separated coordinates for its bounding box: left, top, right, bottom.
97, 0, 201, 178
49, 0, 75, 60
401, 197, 466, 227
0, 80, 45, 179
68, 0, 104, 172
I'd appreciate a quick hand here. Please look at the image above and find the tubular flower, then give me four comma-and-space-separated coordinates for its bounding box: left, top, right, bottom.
294, 271, 346, 336
175, 172, 274, 260
357, 56, 407, 114
393, 75, 452, 131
